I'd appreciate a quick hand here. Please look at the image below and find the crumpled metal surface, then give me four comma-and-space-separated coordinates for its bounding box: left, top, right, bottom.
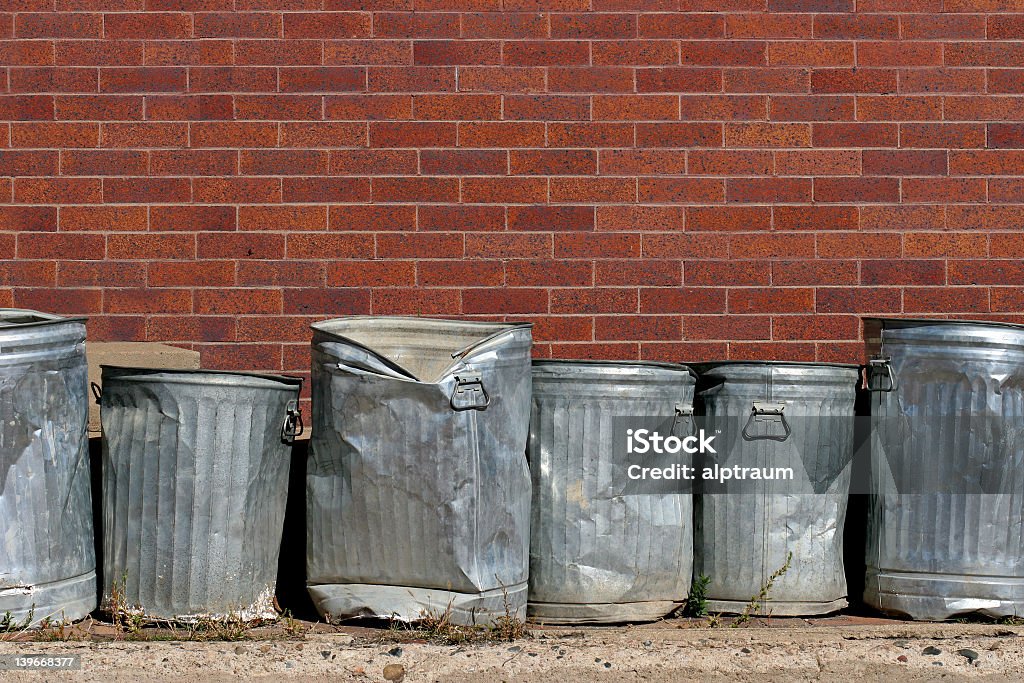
306, 317, 533, 626
527, 360, 697, 624
0, 309, 96, 626
864, 318, 1024, 621
99, 367, 301, 622
694, 362, 859, 616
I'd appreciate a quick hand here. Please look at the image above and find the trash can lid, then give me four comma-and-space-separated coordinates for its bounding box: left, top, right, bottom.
533, 358, 697, 378
0, 309, 86, 329
865, 316, 1024, 333
101, 365, 303, 390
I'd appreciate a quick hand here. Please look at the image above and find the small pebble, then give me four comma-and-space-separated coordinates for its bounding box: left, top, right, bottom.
387, 647, 403, 657
740, 647, 752, 654
897, 655, 908, 663
643, 640, 652, 647
922, 646, 942, 656
528, 652, 538, 657
932, 662, 944, 667
320, 650, 331, 660
957, 648, 979, 664
604, 662, 612, 669
234, 645, 247, 655
595, 658, 602, 663
382, 663, 405, 682
507, 646, 521, 653
893, 640, 910, 649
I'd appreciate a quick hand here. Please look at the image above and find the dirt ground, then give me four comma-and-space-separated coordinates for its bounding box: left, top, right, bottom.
2, 615, 1024, 681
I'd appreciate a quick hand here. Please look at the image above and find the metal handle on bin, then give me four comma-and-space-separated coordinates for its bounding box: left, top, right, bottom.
742, 401, 791, 442
450, 372, 490, 412
670, 404, 696, 438
866, 357, 896, 392
91, 382, 102, 404
282, 400, 303, 444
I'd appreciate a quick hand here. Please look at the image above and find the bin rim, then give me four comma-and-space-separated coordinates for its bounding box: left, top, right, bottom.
691, 360, 861, 374
0, 308, 87, 329
100, 365, 303, 390
533, 358, 697, 378
864, 316, 1024, 333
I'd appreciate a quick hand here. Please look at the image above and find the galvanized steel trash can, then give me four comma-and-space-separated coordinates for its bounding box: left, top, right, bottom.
0, 310, 96, 626
99, 367, 302, 621
306, 317, 533, 626
694, 362, 859, 616
528, 360, 697, 623
864, 318, 1024, 620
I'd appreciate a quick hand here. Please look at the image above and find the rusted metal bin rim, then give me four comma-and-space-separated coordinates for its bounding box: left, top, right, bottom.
533, 358, 697, 380
101, 365, 303, 391
311, 316, 532, 382
0, 308, 86, 329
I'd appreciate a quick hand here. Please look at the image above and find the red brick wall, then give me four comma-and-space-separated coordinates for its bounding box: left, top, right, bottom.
3, 3, 1024, 389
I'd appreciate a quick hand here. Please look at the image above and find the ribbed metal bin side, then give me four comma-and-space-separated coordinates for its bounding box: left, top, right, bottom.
306, 317, 533, 626
863, 318, 1024, 621
694, 362, 859, 616
99, 367, 301, 621
527, 360, 697, 624
0, 310, 96, 626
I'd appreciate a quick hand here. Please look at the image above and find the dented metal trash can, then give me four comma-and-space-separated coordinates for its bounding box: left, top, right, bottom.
528, 360, 697, 623
864, 318, 1024, 620
694, 362, 859, 616
306, 317, 533, 626
99, 367, 302, 621
0, 310, 96, 626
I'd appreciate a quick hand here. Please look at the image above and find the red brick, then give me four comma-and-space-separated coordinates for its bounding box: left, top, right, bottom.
772, 259, 858, 285
238, 261, 325, 287
549, 67, 635, 93
145, 40, 232, 66
327, 261, 414, 287
151, 150, 237, 176
724, 67, 810, 93
901, 123, 985, 149
15, 177, 101, 204
325, 39, 410, 65
599, 150, 687, 175
102, 122, 188, 147
240, 150, 329, 176
551, 12, 637, 39
0, 39, 53, 66
727, 177, 812, 203
771, 95, 854, 121
550, 342, 640, 361
236, 317, 316, 343
104, 12, 191, 39
861, 260, 945, 286
15, 13, 102, 39
505, 40, 589, 66
593, 40, 679, 66
860, 205, 944, 231
687, 206, 771, 232
725, 122, 809, 148
726, 13, 812, 39
105, 288, 192, 314
414, 40, 501, 65
104, 177, 191, 204
857, 95, 941, 121
374, 11, 459, 39
286, 288, 372, 316
235, 39, 321, 66
989, 124, 1024, 149
458, 67, 545, 93
377, 232, 462, 258
462, 176, 548, 202
198, 233, 284, 260
990, 179, 1024, 203
0, 206, 56, 232
773, 205, 858, 231
689, 149, 772, 175
680, 94, 766, 120
686, 260, 769, 285
899, 68, 984, 94
945, 42, 1024, 68
776, 149, 860, 175
815, 177, 899, 203
680, 40, 765, 66
555, 233, 640, 258
463, 287, 548, 314
858, 42, 942, 67
418, 204, 500, 231
60, 206, 146, 232
992, 230, 1024, 256
370, 122, 456, 147
282, 12, 370, 38
371, 288, 459, 315
196, 289, 282, 315
815, 287, 901, 314
191, 122, 278, 148
511, 149, 596, 175
466, 233, 551, 258
551, 288, 638, 314
149, 260, 236, 287
992, 288, 1024, 312
817, 232, 901, 258
373, 177, 459, 203
813, 13, 897, 39
280, 122, 366, 148
638, 12, 725, 38
904, 14, 985, 39
812, 122, 897, 147
189, 67, 278, 93
596, 315, 681, 341
636, 123, 723, 148
330, 150, 417, 175
418, 260, 504, 287
769, 41, 853, 67
640, 178, 725, 203
200, 345, 282, 374
282, 177, 370, 203
903, 178, 985, 203
235, 95, 322, 121
686, 315, 770, 341
279, 67, 365, 93
989, 70, 1024, 94
905, 232, 987, 258
950, 260, 1024, 286
55, 95, 141, 120
530, 316, 593, 342
13, 288, 102, 314
329, 204, 416, 232
0, 150, 58, 176
146, 95, 234, 121
0, 95, 53, 121
109, 233, 195, 260
414, 94, 501, 121
596, 259, 680, 286
194, 12, 282, 38
904, 287, 989, 313
640, 287, 727, 314
420, 149, 507, 175
950, 150, 1024, 176
508, 206, 594, 232
862, 150, 946, 176
506, 260, 593, 286
239, 205, 326, 232
286, 233, 375, 259
368, 66, 456, 92
56, 40, 143, 65
460, 122, 546, 148
551, 177, 636, 203
730, 233, 815, 258
9, 67, 97, 93
0, 260, 55, 287
100, 67, 186, 93
728, 287, 814, 313
772, 314, 858, 341
18, 232, 105, 259
462, 12, 548, 39
504, 95, 590, 121
636, 68, 723, 93
811, 68, 896, 94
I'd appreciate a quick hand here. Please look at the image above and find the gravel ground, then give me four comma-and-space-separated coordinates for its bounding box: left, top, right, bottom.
1, 620, 1023, 681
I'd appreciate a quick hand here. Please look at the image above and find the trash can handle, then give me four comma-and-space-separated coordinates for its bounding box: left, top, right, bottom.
282, 400, 303, 444
742, 401, 791, 442
91, 382, 102, 404
865, 357, 896, 392
450, 372, 490, 412
670, 404, 696, 438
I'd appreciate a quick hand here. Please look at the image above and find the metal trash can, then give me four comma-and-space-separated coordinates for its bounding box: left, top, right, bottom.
528, 360, 697, 623
694, 362, 859, 616
306, 317, 532, 626
0, 310, 96, 626
98, 366, 302, 621
864, 318, 1024, 620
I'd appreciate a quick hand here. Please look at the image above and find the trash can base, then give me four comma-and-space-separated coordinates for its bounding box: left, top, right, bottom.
865, 568, 1024, 621
308, 582, 527, 627
703, 596, 846, 617
0, 570, 97, 627
527, 599, 681, 624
